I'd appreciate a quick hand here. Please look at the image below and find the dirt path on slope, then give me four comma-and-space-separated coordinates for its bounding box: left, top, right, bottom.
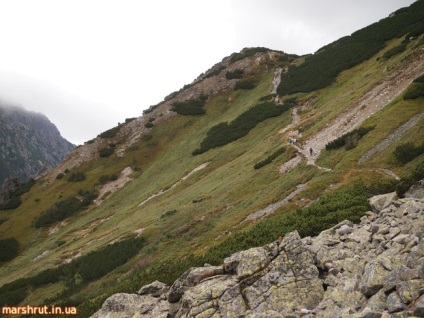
242, 183, 307, 222
358, 111, 424, 164
279, 48, 424, 173
138, 162, 210, 207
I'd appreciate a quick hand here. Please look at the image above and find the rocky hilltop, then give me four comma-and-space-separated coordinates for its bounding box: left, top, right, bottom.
92, 182, 424, 318
0, 102, 75, 185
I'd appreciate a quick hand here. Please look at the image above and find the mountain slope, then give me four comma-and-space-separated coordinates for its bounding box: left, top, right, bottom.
0, 2, 423, 316
0, 103, 75, 185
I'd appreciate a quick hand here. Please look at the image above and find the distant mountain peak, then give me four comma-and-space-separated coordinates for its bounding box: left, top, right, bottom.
0, 101, 75, 184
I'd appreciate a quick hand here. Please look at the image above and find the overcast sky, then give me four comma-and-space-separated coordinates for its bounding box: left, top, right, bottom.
0, 0, 416, 145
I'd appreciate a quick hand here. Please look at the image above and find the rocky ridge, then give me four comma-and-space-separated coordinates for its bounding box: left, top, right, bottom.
92, 182, 424, 318
48, 49, 284, 182
0, 102, 75, 184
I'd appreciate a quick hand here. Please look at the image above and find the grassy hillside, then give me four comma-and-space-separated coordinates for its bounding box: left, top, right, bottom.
0, 4, 423, 316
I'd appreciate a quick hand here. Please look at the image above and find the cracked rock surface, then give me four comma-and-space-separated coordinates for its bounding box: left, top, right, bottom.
92, 184, 424, 318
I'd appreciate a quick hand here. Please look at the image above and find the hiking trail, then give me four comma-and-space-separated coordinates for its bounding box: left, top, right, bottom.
278, 48, 424, 174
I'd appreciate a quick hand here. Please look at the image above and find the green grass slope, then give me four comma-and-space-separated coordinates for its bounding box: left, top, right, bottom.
0, 4, 423, 316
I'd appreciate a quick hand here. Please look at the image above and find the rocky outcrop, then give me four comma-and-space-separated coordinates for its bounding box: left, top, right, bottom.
92, 190, 424, 317
0, 102, 75, 184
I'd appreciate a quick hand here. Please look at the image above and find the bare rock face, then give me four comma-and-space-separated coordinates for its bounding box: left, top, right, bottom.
0, 103, 75, 184
92, 186, 424, 318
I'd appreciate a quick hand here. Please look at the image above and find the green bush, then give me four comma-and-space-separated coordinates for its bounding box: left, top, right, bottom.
98, 174, 118, 185
144, 122, 154, 128
204, 65, 225, 79
125, 117, 137, 123
56, 173, 64, 180
68, 172, 86, 182
0, 197, 22, 210
0, 287, 28, 306
35, 190, 98, 228
171, 94, 208, 116
161, 209, 177, 219
345, 132, 360, 150
260, 94, 276, 101
254, 147, 285, 169
143, 103, 162, 115
98, 125, 121, 139
413, 74, 424, 83
325, 126, 375, 150
394, 142, 424, 163
396, 160, 424, 197
380, 43, 407, 59
0, 238, 19, 262
193, 102, 290, 155
226, 69, 244, 80
13, 178, 36, 197
76, 236, 147, 282
0, 178, 35, 211
403, 82, 424, 100
0, 236, 146, 311
234, 79, 256, 90
99, 147, 115, 158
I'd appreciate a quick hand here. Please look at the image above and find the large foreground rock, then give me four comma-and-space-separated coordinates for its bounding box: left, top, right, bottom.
92, 189, 424, 317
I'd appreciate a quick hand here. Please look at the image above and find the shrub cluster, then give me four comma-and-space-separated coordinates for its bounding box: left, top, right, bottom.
379, 43, 407, 60
193, 102, 290, 155
225, 69, 244, 80
0, 238, 19, 262
254, 147, 285, 169
394, 142, 424, 164
0, 197, 21, 211
171, 94, 208, 116
403, 76, 424, 100
234, 79, 256, 90
0, 179, 36, 210
143, 103, 162, 115
99, 146, 115, 158
0, 236, 146, 307
259, 94, 276, 101
125, 117, 136, 124
67, 172, 86, 182
98, 174, 118, 185
413, 74, 424, 83
204, 65, 225, 79
0, 288, 28, 307
98, 125, 122, 139
277, 1, 424, 95
325, 126, 375, 150
34, 190, 98, 228
161, 209, 177, 219
76, 236, 147, 282
396, 160, 424, 197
